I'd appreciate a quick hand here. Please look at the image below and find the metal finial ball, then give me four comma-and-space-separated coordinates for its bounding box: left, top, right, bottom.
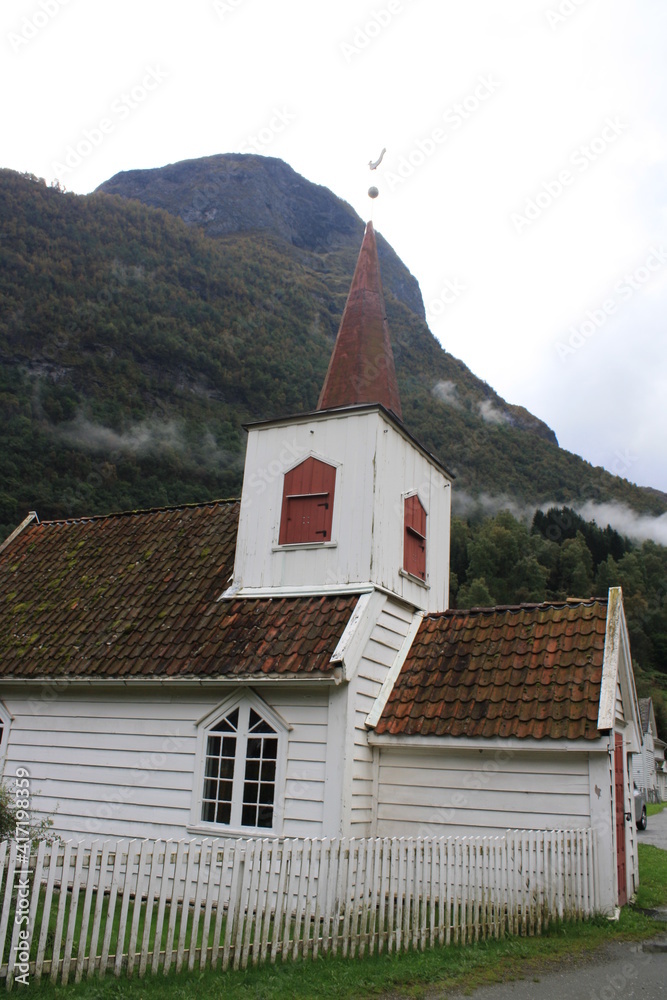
368, 186, 379, 199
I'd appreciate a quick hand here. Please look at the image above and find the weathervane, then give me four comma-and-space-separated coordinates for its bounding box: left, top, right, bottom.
368, 147, 386, 201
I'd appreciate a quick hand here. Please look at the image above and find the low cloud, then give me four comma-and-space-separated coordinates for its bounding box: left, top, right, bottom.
454, 492, 667, 546
432, 380, 461, 407
574, 500, 667, 547
453, 491, 536, 522
478, 400, 511, 425
58, 415, 184, 456
55, 414, 239, 469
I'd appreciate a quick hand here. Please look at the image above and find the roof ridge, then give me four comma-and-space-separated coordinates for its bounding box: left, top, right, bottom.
427, 596, 608, 620
37, 497, 241, 526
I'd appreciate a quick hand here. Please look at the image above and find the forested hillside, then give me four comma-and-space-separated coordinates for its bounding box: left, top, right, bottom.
2, 163, 665, 538
450, 505, 667, 734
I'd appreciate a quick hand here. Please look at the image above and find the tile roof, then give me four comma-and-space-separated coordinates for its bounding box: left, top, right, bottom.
0, 502, 357, 679
375, 599, 608, 741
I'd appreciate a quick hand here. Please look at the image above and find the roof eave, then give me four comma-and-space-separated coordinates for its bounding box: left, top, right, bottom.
0, 670, 345, 687
243, 403, 455, 480
368, 732, 610, 751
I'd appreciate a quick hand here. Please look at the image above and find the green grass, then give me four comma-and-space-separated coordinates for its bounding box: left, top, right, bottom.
647, 802, 667, 817
633, 844, 667, 910
21, 845, 667, 1000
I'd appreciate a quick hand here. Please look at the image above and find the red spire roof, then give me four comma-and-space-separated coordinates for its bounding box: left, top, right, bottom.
317, 221, 402, 419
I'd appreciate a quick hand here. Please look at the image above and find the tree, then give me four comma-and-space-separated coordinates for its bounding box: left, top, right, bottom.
559, 532, 594, 597
457, 576, 495, 609
0, 778, 58, 847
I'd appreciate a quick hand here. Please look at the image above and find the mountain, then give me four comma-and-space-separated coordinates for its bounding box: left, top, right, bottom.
98, 153, 428, 320
1, 156, 666, 543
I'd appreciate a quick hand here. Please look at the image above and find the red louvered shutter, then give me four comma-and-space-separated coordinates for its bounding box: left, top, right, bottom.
279, 458, 336, 545
404, 494, 427, 580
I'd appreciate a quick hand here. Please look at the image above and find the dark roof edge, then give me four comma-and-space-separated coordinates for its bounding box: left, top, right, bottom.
431, 596, 608, 620
24, 497, 240, 528
0, 510, 39, 554
244, 403, 455, 480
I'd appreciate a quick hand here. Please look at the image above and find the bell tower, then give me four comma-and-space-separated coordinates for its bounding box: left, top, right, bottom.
227, 221, 452, 613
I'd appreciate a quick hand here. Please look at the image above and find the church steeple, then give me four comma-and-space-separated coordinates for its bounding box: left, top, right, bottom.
317, 221, 402, 420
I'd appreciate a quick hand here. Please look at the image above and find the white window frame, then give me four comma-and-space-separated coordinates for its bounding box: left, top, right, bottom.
188, 689, 288, 836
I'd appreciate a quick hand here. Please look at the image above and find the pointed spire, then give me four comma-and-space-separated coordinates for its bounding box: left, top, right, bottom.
317, 221, 402, 420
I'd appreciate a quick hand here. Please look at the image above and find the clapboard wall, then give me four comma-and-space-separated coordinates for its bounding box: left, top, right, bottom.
2, 683, 334, 842
373, 745, 608, 839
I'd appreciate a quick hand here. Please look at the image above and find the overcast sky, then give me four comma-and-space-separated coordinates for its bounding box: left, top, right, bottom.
2, 0, 666, 502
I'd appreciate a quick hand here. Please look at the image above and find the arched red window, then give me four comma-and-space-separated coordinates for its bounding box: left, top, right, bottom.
404, 494, 426, 580
278, 457, 336, 545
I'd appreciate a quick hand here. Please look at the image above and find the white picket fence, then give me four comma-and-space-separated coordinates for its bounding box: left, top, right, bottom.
0, 829, 598, 988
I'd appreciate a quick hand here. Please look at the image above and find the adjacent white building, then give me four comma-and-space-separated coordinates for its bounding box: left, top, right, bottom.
633, 697, 664, 802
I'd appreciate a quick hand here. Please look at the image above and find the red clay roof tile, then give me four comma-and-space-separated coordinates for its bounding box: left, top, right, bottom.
375, 599, 608, 741
0, 501, 357, 680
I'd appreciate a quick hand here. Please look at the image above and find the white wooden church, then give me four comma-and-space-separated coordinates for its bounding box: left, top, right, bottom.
0, 221, 643, 912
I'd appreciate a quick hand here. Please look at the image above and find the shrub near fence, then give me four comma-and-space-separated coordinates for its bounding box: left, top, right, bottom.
0, 829, 598, 989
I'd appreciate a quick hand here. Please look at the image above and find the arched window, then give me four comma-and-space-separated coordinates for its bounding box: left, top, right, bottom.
192, 694, 287, 833
404, 494, 427, 580
278, 457, 336, 545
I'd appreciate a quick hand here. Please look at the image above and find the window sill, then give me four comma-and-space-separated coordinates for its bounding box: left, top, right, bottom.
272, 541, 337, 552
399, 568, 430, 589
187, 823, 279, 839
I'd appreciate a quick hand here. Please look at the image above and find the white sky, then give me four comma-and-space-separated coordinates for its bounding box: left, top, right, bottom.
2, 0, 666, 495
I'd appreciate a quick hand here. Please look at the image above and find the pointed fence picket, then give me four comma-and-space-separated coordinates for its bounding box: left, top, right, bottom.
0, 828, 598, 989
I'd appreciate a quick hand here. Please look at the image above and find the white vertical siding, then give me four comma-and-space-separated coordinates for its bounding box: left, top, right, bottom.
346, 599, 415, 837
632, 731, 656, 795
615, 674, 625, 724
233, 409, 451, 612
371, 415, 451, 611
588, 749, 615, 913
375, 747, 594, 838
